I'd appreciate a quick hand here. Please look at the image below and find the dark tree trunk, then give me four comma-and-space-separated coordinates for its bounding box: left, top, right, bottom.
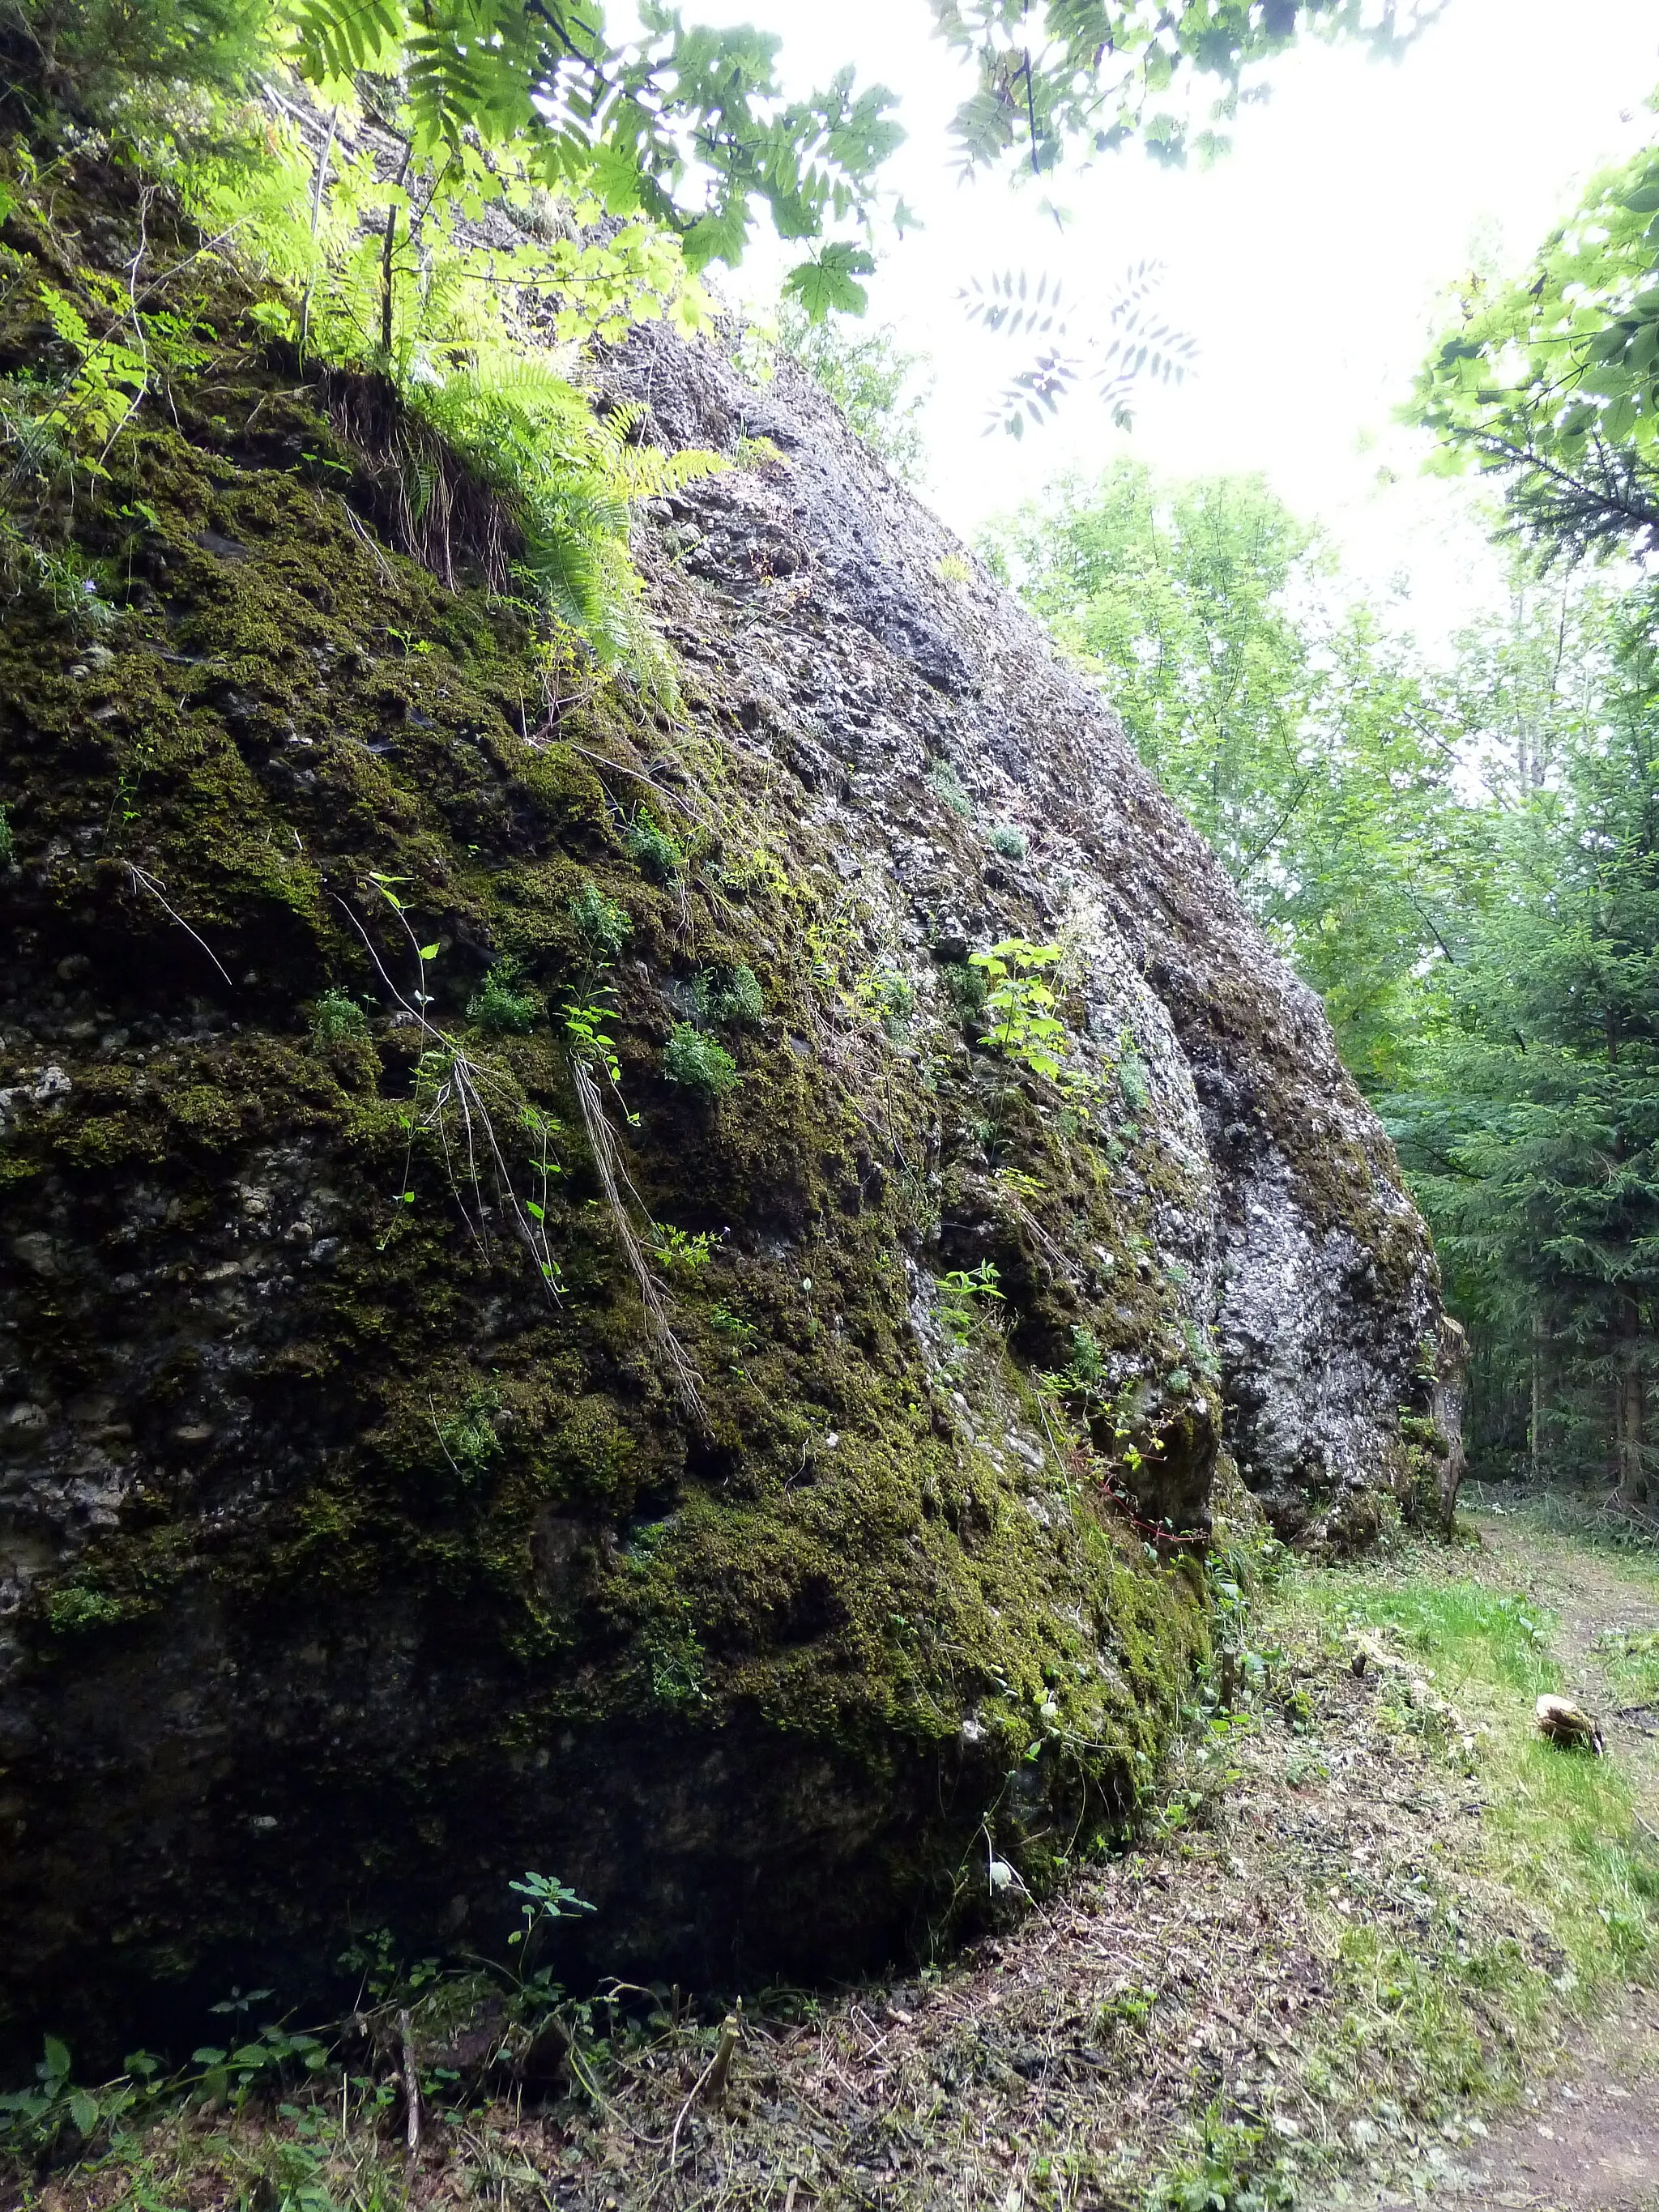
1614, 1294, 1648, 1507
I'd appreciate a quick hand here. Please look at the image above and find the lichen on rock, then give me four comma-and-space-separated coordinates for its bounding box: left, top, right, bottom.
0, 133, 1448, 2058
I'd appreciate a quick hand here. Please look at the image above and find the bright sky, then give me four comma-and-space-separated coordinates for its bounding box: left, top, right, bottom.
701, 0, 1659, 642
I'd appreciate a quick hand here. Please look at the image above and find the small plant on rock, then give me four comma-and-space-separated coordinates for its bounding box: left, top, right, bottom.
940, 959, 988, 1028
623, 809, 684, 881
569, 880, 633, 957
710, 1302, 759, 1345
0, 804, 13, 866
309, 988, 368, 1046
938, 1260, 1004, 1344
970, 937, 1067, 1082
467, 961, 539, 1034
650, 1222, 717, 1272
928, 757, 973, 817
695, 963, 765, 1027
434, 1390, 502, 1481
507, 1872, 594, 1959
663, 1022, 740, 1097
1117, 1031, 1151, 1110
859, 964, 917, 1038
716, 961, 765, 1026
987, 822, 1027, 859
1068, 1323, 1107, 1391
564, 995, 629, 1098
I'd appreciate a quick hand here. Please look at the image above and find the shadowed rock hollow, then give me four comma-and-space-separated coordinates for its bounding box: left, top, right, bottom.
0, 142, 1451, 2059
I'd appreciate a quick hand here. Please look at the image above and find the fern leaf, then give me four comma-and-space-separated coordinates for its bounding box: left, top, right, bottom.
294, 0, 404, 89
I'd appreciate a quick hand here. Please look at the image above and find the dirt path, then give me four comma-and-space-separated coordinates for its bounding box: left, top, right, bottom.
1347, 1515, 1659, 2212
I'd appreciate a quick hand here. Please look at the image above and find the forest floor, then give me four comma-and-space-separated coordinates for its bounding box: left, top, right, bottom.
10, 1503, 1659, 2212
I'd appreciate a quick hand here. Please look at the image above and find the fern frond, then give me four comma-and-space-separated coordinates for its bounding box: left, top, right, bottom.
958, 268, 1071, 340
293, 0, 403, 89
983, 347, 1081, 437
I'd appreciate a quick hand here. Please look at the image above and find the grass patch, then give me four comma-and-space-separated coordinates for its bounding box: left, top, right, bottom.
1328, 1577, 1559, 1697
1277, 1556, 1659, 2121
1600, 1626, 1659, 1708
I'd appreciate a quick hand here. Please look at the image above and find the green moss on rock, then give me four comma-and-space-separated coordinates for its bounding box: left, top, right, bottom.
0, 138, 1221, 2059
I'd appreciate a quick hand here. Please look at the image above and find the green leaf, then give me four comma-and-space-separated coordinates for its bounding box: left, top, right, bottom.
783, 243, 876, 323
418, 943, 440, 960
585, 146, 646, 215
42, 2036, 71, 2082
683, 201, 752, 271
68, 2089, 100, 2135
1604, 390, 1640, 441
294, 0, 403, 91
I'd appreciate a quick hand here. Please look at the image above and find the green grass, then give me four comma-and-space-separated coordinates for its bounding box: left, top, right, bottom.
1597, 1625, 1659, 1708
1290, 1562, 1658, 2080
1329, 1577, 1560, 1696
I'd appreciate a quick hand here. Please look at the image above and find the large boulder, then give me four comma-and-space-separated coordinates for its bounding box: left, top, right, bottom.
0, 142, 1442, 2058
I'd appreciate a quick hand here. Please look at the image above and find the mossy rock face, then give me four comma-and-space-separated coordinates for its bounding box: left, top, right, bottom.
0, 136, 1439, 2056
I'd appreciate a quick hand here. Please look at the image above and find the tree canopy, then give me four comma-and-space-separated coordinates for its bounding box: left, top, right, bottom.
932, 0, 1446, 177
6, 0, 1451, 322
980, 463, 1474, 1084
982, 437, 1659, 1506
1414, 140, 1659, 560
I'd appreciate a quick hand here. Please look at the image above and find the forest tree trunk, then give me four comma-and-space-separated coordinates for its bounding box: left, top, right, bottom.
1614, 1294, 1647, 1507
1530, 1306, 1545, 1485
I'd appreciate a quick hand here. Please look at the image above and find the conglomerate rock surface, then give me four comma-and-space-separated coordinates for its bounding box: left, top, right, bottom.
0, 141, 1447, 2059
